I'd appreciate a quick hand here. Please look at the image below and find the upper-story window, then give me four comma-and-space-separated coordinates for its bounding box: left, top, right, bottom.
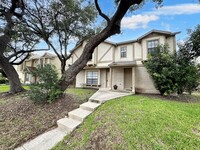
147, 40, 159, 55
120, 46, 127, 58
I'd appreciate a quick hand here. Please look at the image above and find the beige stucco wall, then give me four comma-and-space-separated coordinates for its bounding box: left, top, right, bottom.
135, 66, 159, 94
50, 57, 62, 77
141, 35, 166, 60
115, 44, 134, 62
166, 36, 176, 52
134, 42, 142, 60
76, 70, 85, 87
97, 42, 113, 63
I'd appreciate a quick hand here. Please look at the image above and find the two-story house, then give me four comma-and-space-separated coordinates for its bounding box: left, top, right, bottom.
70, 30, 179, 93
16, 52, 61, 84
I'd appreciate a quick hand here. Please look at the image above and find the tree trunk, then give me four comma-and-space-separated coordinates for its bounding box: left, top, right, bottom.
58, 0, 143, 91
61, 60, 66, 75
0, 54, 24, 94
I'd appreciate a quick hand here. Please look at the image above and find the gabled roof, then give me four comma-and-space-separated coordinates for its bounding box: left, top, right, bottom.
41, 52, 56, 58
70, 40, 116, 54
69, 29, 180, 53
117, 30, 180, 45
137, 30, 180, 41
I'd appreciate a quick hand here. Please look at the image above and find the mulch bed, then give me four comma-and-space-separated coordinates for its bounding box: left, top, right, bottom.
0, 91, 87, 150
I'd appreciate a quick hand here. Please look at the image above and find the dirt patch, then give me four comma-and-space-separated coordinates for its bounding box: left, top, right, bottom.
0, 91, 88, 150
139, 93, 200, 103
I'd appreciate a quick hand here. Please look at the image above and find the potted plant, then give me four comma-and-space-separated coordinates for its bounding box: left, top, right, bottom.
113, 84, 118, 90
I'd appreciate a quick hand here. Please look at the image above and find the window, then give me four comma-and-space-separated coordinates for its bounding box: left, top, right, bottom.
147, 40, 159, 55
25, 73, 30, 81
86, 71, 98, 85
120, 46, 127, 58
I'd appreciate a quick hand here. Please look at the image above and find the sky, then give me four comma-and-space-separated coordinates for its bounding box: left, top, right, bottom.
97, 0, 200, 44
33, 0, 200, 53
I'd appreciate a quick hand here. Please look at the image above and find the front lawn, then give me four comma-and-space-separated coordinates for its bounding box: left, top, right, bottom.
0, 84, 29, 93
54, 95, 200, 150
0, 88, 96, 149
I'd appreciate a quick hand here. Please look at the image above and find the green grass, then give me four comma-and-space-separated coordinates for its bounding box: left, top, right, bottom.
0, 84, 29, 93
53, 95, 200, 150
65, 88, 97, 102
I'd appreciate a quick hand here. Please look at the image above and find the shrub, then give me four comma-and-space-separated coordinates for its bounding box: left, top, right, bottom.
145, 44, 200, 95
145, 45, 177, 95
29, 64, 62, 103
0, 73, 8, 84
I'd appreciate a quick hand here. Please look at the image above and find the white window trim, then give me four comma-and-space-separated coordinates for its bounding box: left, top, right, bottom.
120, 46, 127, 58
146, 39, 159, 55
85, 70, 100, 85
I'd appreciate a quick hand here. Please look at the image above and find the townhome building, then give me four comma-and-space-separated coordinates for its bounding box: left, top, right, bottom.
70, 30, 179, 93
16, 30, 179, 94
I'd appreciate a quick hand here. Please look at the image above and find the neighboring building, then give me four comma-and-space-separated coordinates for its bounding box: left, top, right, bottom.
16, 52, 62, 84
70, 30, 179, 93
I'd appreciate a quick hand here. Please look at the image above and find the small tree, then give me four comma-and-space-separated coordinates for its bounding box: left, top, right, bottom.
176, 41, 200, 94
145, 45, 177, 95
29, 64, 62, 103
145, 44, 200, 95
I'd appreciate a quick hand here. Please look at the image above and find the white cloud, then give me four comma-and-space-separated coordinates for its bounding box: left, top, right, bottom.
121, 3, 200, 30
149, 3, 200, 15
121, 14, 159, 29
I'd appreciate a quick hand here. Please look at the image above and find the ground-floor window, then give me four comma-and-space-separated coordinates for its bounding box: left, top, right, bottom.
86, 71, 98, 85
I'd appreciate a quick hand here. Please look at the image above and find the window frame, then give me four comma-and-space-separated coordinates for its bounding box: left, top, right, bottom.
120, 46, 127, 58
86, 71, 98, 85
147, 39, 159, 55
25, 73, 30, 81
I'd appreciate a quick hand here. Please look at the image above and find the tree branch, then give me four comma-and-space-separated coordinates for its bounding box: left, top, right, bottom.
94, 0, 110, 23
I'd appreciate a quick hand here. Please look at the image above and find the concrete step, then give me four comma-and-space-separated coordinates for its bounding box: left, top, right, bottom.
80, 102, 101, 111
68, 108, 92, 122
15, 128, 66, 150
89, 99, 101, 103
57, 118, 81, 132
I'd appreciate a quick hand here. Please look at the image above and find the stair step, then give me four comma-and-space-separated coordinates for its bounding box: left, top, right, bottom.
57, 118, 81, 132
68, 108, 92, 122
89, 99, 101, 103
80, 102, 101, 111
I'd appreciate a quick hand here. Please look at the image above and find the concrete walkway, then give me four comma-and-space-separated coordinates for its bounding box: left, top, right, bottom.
89, 88, 132, 103
15, 89, 132, 150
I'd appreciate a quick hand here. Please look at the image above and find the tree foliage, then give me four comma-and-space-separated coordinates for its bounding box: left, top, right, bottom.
178, 25, 200, 59
23, 0, 97, 73
145, 45, 177, 95
29, 64, 62, 103
145, 44, 200, 95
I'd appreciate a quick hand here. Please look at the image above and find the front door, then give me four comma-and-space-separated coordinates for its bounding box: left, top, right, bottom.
124, 68, 132, 90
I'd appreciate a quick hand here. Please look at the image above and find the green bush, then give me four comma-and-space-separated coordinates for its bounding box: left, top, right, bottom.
145, 45, 177, 95
145, 44, 200, 95
0, 74, 8, 84
29, 64, 62, 103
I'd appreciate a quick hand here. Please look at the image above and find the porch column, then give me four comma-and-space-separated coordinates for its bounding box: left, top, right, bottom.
132, 67, 135, 94
110, 67, 113, 90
